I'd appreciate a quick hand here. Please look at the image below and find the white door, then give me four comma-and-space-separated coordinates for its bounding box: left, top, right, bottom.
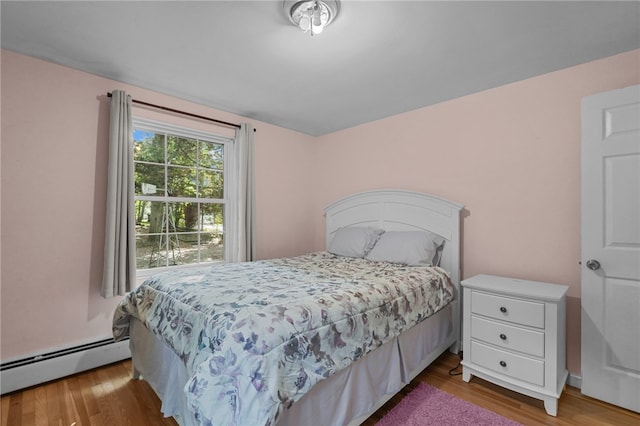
581, 84, 640, 413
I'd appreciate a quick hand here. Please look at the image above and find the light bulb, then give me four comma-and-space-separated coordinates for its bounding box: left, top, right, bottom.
312, 22, 324, 34
311, 2, 324, 35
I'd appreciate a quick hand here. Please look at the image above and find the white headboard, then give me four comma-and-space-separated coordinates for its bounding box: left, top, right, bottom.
325, 189, 463, 283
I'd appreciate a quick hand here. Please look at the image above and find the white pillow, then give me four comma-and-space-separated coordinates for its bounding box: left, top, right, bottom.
365, 231, 445, 266
327, 226, 385, 258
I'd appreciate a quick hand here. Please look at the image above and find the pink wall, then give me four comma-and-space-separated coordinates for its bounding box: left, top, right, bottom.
0, 50, 316, 360
311, 49, 640, 375
2, 48, 639, 378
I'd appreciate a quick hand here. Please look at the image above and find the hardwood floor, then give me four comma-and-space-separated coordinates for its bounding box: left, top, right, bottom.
363, 353, 640, 426
2, 352, 638, 425
1, 360, 177, 426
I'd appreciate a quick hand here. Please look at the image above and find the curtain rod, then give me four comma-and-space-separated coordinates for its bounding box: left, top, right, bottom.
107, 92, 249, 131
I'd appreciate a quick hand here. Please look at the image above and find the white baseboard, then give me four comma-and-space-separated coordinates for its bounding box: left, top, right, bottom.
567, 373, 582, 389
1, 339, 131, 394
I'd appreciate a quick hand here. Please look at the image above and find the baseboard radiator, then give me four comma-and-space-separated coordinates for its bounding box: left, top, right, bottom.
1, 337, 131, 394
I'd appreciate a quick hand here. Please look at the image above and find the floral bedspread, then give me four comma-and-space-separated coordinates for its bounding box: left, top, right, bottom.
113, 252, 453, 426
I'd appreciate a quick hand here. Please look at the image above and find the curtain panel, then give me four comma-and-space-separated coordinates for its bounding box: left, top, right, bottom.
101, 90, 136, 298
231, 123, 257, 262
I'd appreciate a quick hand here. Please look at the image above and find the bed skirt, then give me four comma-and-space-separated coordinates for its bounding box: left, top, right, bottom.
129, 303, 455, 426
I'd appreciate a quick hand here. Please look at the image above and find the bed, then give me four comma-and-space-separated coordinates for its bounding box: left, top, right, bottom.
113, 189, 464, 426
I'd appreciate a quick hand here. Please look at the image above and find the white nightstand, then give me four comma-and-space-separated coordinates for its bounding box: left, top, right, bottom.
461, 274, 569, 416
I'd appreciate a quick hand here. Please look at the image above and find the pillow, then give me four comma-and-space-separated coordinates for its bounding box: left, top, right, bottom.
365, 230, 446, 266
327, 226, 385, 258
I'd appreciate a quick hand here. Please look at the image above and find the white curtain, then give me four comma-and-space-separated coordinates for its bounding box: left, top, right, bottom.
101, 90, 136, 297
229, 123, 256, 262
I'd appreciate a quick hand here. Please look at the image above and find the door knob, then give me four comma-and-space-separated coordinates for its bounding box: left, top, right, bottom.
586, 259, 601, 271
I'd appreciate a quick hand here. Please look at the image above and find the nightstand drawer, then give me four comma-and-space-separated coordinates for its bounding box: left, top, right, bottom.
471, 315, 545, 357
470, 340, 545, 387
471, 291, 545, 328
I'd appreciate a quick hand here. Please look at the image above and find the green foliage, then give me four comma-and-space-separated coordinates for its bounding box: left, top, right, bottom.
134, 131, 225, 232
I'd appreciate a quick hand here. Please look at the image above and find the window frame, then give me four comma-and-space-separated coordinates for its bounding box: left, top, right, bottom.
132, 117, 235, 278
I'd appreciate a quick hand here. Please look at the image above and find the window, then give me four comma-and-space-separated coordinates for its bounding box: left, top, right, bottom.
133, 118, 233, 270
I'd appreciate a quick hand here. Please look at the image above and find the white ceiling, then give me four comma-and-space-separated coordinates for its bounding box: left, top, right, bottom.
2, 1, 639, 136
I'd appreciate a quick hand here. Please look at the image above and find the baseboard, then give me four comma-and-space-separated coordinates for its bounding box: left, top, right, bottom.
567, 373, 582, 389
1, 338, 131, 394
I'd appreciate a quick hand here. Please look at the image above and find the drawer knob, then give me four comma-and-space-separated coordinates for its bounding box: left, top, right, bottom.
499, 333, 507, 340
499, 306, 507, 313
499, 360, 507, 368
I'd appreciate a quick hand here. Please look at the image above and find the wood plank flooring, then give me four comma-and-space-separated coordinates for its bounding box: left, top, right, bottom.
2, 351, 638, 425
362, 353, 640, 426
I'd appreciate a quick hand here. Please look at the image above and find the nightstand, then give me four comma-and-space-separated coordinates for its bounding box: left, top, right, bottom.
461, 274, 569, 416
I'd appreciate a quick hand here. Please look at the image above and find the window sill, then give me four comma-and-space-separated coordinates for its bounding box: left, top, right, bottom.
135, 262, 220, 285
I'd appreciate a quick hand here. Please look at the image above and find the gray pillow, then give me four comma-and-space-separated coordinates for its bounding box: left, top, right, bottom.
327, 226, 385, 258
365, 231, 445, 266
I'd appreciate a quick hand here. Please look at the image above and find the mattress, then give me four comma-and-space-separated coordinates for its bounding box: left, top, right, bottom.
130, 303, 454, 426
114, 252, 454, 426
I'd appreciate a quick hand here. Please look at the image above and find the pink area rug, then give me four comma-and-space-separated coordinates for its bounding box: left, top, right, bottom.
376, 383, 522, 426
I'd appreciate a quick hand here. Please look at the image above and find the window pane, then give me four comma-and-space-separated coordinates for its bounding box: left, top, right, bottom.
199, 169, 224, 199
135, 163, 165, 195
199, 232, 224, 262
167, 135, 197, 167
200, 204, 224, 262
166, 202, 184, 230
136, 234, 168, 269
134, 131, 164, 163
200, 141, 224, 170
164, 201, 198, 231
136, 201, 166, 234
199, 203, 223, 233
167, 166, 197, 198
171, 232, 197, 266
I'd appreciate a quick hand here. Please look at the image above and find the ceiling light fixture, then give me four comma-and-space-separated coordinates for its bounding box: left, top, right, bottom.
284, 0, 340, 36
